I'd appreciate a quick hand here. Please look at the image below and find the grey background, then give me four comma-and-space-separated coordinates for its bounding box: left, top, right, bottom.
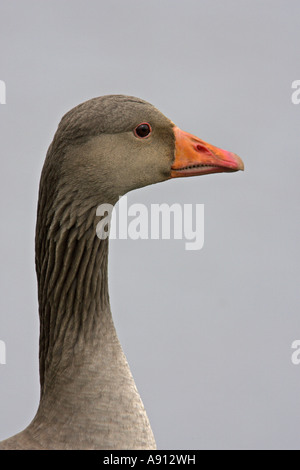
0, 0, 299, 450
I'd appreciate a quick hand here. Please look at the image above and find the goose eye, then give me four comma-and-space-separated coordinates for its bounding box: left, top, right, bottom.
134, 123, 152, 139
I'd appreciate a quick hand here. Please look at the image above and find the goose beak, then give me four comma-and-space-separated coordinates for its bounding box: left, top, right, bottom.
171, 126, 244, 178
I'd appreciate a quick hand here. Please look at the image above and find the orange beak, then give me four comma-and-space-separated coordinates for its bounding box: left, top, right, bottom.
171, 126, 244, 178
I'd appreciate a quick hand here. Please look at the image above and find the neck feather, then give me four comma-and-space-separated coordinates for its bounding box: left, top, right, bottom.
36, 186, 109, 392
32, 148, 156, 450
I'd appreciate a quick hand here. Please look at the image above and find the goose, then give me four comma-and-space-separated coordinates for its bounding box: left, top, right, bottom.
0, 95, 244, 450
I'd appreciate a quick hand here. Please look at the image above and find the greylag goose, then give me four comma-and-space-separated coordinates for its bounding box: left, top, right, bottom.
0, 95, 244, 450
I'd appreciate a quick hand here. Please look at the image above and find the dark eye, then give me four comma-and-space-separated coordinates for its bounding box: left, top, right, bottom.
134, 122, 152, 139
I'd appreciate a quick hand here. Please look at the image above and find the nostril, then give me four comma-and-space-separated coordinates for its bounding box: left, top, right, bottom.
195, 144, 213, 156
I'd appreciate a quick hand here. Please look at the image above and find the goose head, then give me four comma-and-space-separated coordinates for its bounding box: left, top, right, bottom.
45, 94, 244, 207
